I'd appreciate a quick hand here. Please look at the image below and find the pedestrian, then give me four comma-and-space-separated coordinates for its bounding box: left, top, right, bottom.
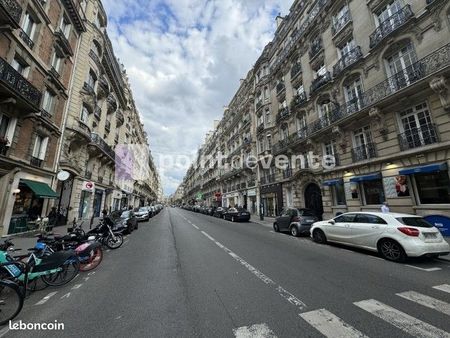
381, 202, 390, 213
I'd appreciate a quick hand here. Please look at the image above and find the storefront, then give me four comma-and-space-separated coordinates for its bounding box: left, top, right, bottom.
349, 173, 385, 206
260, 184, 283, 217
9, 179, 58, 234
247, 189, 257, 214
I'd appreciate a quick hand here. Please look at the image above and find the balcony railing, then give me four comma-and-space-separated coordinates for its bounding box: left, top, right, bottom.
276, 82, 285, 94
369, 5, 413, 49
333, 46, 363, 77
324, 153, 340, 167
116, 110, 124, 126
277, 107, 290, 122
398, 124, 439, 151
107, 94, 118, 113
0, 0, 22, 27
55, 30, 73, 56
257, 123, 264, 134
310, 108, 343, 134
256, 100, 263, 110
83, 82, 95, 95
105, 120, 111, 132
0, 57, 42, 109
39, 109, 52, 120
291, 92, 307, 109
94, 105, 101, 120
19, 28, 34, 49
90, 133, 115, 160
291, 63, 302, 79
332, 9, 351, 36
310, 72, 332, 94
351, 142, 377, 162
30, 157, 43, 167
89, 49, 102, 69
309, 39, 323, 60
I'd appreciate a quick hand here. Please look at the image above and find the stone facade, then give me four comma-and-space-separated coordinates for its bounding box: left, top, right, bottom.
181, 0, 450, 222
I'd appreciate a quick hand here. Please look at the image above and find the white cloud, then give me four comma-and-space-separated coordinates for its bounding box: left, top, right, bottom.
102, 0, 293, 195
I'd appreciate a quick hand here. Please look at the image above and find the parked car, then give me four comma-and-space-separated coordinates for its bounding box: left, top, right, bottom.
273, 208, 318, 237
213, 207, 227, 218
224, 207, 251, 222
207, 206, 216, 216
135, 207, 151, 222
118, 210, 138, 234
310, 212, 450, 262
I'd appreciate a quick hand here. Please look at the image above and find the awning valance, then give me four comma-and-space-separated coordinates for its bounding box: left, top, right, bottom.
399, 163, 447, 175
20, 179, 58, 199
350, 173, 382, 183
323, 179, 343, 186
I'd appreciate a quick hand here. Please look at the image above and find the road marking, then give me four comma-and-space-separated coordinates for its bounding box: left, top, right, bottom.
106, 249, 111, 252
192, 224, 199, 230
300, 309, 368, 338
35, 291, 58, 305
88, 271, 96, 275
354, 299, 450, 338
60, 292, 71, 299
84, 277, 90, 282
233, 323, 277, 338
396, 291, 450, 316
433, 284, 450, 294
405, 265, 441, 272
71, 284, 83, 290
200, 229, 306, 312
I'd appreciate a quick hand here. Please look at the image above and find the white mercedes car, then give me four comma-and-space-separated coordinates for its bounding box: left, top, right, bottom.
310, 212, 450, 262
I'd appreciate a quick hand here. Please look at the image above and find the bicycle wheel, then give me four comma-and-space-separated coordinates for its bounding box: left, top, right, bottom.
79, 247, 103, 272
0, 280, 24, 326
41, 258, 80, 287
106, 234, 123, 249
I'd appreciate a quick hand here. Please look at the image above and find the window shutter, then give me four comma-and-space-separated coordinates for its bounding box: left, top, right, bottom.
38, 137, 48, 160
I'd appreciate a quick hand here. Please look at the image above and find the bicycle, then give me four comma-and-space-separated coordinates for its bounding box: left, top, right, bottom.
0, 262, 25, 325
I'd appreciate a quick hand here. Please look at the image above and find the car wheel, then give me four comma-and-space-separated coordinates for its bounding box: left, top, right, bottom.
290, 225, 300, 237
273, 223, 280, 232
378, 239, 406, 263
312, 229, 327, 244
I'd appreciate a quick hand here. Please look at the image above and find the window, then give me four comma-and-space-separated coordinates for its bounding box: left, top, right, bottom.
51, 52, 63, 72
333, 4, 350, 33
353, 126, 374, 160
0, 114, 17, 145
80, 105, 89, 123
398, 102, 437, 148
264, 87, 270, 101
323, 140, 337, 166
396, 217, 433, 228
361, 179, 385, 205
60, 16, 71, 38
32, 135, 49, 160
414, 171, 450, 204
385, 42, 418, 90
335, 214, 356, 223
266, 134, 272, 150
339, 39, 356, 58
315, 64, 327, 79
332, 182, 346, 206
344, 77, 364, 112
87, 70, 97, 89
42, 90, 55, 114
295, 85, 305, 96
318, 100, 334, 124
265, 109, 271, 125
355, 214, 387, 224
11, 56, 30, 77
281, 125, 289, 140
22, 12, 37, 40
376, 1, 403, 27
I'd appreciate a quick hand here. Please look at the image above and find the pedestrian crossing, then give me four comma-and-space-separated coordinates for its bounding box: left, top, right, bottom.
237, 284, 450, 338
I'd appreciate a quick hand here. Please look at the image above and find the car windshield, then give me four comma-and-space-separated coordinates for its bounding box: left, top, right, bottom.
299, 209, 315, 216
396, 217, 433, 228
120, 211, 131, 218
139, 208, 147, 212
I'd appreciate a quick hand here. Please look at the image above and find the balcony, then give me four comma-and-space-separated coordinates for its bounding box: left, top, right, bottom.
105, 120, 111, 132
310, 72, 332, 94
90, 132, 115, 161
82, 82, 95, 95
19, 28, 34, 49
256, 100, 263, 110
309, 39, 323, 60
39, 109, 52, 120
89, 49, 102, 70
30, 157, 43, 168
276, 82, 285, 95
0, 0, 22, 28
332, 9, 351, 36
290, 63, 302, 79
369, 5, 413, 49
0, 57, 42, 111
351, 142, 377, 162
333, 46, 363, 77
310, 108, 342, 134
291, 92, 307, 110
276, 107, 290, 122
107, 94, 117, 113
324, 153, 340, 167
55, 30, 73, 56
94, 105, 101, 120
116, 109, 124, 126
398, 124, 439, 151
257, 123, 264, 134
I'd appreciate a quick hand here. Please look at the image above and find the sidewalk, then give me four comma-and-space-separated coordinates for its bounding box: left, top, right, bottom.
251, 217, 275, 229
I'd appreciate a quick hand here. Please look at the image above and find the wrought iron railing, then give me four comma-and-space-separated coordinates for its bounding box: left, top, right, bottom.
291, 63, 302, 79
0, 57, 42, 109
257, 124, 264, 134
351, 142, 377, 162
94, 105, 101, 120
277, 107, 290, 122
55, 30, 73, 55
291, 92, 307, 109
83, 81, 95, 95
40, 109, 52, 120
309, 39, 323, 60
310, 72, 331, 94
116, 110, 124, 126
332, 9, 351, 36
19, 28, 34, 49
333, 46, 363, 77
105, 120, 111, 132
398, 124, 439, 151
30, 157, 43, 167
369, 5, 413, 49
89, 49, 102, 69
107, 94, 117, 112
90, 133, 115, 160
0, 143, 8, 156
0, 0, 22, 26
276, 82, 285, 94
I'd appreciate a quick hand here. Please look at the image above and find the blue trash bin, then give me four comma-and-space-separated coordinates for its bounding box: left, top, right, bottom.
424, 215, 450, 237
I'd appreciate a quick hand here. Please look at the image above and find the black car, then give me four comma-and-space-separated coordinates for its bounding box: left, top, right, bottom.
207, 206, 216, 216
119, 210, 138, 234
273, 208, 318, 236
213, 207, 227, 218
224, 207, 251, 222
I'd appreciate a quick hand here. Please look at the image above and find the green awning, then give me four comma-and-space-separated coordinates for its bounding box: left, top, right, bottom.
20, 179, 58, 199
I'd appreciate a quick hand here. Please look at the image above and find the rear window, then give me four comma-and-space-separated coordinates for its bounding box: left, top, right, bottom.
139, 208, 147, 212
299, 209, 316, 216
121, 211, 131, 218
396, 217, 433, 228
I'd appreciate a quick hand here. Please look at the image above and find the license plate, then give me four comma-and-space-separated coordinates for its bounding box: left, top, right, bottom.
423, 233, 437, 238
241, 213, 248, 215
305, 219, 314, 223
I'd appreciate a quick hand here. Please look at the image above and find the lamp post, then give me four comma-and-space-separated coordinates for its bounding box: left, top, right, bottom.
56, 170, 70, 227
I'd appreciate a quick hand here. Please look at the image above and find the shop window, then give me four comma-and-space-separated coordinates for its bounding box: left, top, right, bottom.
332, 182, 346, 206
414, 171, 450, 204
361, 179, 385, 205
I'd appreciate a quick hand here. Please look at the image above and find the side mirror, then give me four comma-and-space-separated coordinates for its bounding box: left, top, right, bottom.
328, 219, 335, 225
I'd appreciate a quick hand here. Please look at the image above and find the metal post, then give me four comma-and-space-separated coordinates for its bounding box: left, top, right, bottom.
260, 203, 264, 221
56, 180, 65, 227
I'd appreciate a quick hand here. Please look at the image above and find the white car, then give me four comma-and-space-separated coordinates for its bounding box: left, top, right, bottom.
310, 212, 450, 262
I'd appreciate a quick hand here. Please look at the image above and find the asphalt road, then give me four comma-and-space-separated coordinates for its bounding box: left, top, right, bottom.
2, 207, 450, 338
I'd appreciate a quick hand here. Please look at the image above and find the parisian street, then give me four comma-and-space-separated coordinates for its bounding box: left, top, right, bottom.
3, 207, 450, 338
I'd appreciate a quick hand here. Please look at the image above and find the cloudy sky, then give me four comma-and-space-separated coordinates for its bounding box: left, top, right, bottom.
102, 0, 293, 195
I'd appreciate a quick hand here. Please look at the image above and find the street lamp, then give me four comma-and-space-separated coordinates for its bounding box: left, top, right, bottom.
56, 170, 70, 226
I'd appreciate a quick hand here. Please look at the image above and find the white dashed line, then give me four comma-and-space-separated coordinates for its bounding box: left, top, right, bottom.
71, 284, 83, 290
396, 291, 450, 316
405, 265, 442, 272
233, 323, 277, 338
35, 292, 58, 305
192, 224, 199, 230
433, 284, 450, 294
60, 292, 71, 299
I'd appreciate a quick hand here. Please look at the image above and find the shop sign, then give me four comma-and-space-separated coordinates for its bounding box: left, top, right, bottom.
247, 189, 256, 197
81, 181, 95, 192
